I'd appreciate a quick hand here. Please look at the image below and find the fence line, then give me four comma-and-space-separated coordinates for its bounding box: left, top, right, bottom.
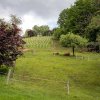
13, 74, 67, 84
0, 71, 99, 95
20, 53, 100, 60
75, 54, 100, 60
11, 73, 95, 86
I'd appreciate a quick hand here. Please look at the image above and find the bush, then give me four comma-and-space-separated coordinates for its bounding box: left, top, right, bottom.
52, 28, 63, 40
0, 66, 8, 75
53, 52, 59, 55
60, 33, 87, 47
63, 53, 70, 56
60, 32, 87, 56
87, 42, 100, 53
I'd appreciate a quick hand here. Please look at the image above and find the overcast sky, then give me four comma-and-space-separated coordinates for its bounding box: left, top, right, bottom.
0, 0, 76, 33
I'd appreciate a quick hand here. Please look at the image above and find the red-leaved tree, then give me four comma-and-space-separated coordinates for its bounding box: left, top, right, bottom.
0, 15, 25, 68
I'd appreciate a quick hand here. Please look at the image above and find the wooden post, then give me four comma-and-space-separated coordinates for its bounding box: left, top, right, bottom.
10, 62, 16, 78
82, 56, 84, 60
32, 49, 34, 55
88, 56, 89, 61
6, 69, 12, 85
67, 80, 70, 95
76, 54, 77, 59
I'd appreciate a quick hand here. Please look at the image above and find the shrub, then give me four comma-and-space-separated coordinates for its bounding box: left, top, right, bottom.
87, 42, 100, 53
52, 28, 63, 40
60, 32, 87, 56
0, 66, 8, 75
53, 52, 59, 55
0, 15, 25, 67
63, 53, 70, 56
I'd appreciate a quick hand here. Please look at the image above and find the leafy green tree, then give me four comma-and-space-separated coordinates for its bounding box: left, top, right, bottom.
42, 30, 52, 36
40, 25, 49, 36
25, 29, 37, 37
60, 32, 87, 56
52, 28, 64, 40
33, 25, 40, 35
86, 13, 100, 42
33, 25, 50, 36
58, 0, 99, 36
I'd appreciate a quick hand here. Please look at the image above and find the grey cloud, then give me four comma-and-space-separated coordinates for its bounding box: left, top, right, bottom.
0, 0, 76, 19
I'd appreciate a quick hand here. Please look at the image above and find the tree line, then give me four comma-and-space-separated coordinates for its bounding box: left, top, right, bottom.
24, 0, 100, 54
0, 0, 99, 72
53, 0, 100, 53
24, 0, 100, 42
24, 25, 52, 37
53, 0, 100, 41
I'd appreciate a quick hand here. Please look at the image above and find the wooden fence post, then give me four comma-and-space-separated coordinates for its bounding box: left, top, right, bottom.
82, 56, 84, 60
6, 69, 12, 85
32, 49, 34, 55
67, 80, 70, 95
76, 54, 77, 59
88, 56, 89, 61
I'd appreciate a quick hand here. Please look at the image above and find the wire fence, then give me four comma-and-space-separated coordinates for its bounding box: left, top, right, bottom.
21, 51, 100, 61
0, 37, 99, 98
74, 54, 100, 61
0, 67, 100, 96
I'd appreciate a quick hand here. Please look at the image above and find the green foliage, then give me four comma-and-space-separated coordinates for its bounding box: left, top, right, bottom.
32, 25, 50, 36
52, 28, 63, 40
58, 0, 96, 35
0, 36, 100, 99
25, 25, 50, 37
60, 32, 87, 47
0, 66, 8, 75
87, 42, 100, 52
25, 29, 37, 37
42, 30, 52, 36
60, 32, 87, 55
58, 0, 99, 39
86, 14, 100, 42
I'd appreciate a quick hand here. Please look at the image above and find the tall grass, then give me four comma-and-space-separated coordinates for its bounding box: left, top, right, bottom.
0, 36, 100, 100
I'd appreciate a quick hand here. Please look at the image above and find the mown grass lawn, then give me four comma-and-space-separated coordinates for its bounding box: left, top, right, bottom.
0, 36, 100, 100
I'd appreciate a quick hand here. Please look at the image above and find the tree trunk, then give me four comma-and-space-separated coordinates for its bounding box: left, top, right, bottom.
72, 46, 75, 56
10, 61, 16, 78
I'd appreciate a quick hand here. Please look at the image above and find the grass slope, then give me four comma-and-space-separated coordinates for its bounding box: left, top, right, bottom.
0, 36, 100, 100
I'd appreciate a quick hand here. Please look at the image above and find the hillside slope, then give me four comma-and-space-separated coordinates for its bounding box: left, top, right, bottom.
0, 36, 100, 100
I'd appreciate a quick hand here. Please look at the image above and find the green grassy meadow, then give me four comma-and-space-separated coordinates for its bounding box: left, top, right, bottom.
0, 36, 100, 100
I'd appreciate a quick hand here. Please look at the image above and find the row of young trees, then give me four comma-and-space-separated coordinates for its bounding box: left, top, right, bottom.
24, 25, 52, 37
